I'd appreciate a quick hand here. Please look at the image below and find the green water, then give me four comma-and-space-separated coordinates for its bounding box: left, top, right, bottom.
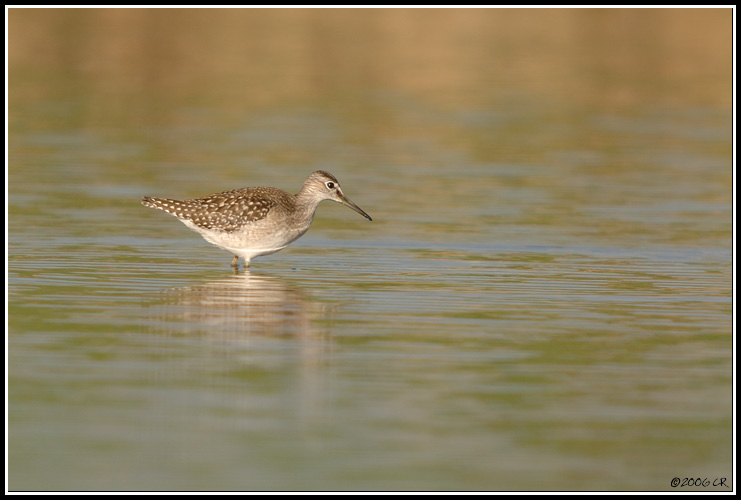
7, 8, 733, 492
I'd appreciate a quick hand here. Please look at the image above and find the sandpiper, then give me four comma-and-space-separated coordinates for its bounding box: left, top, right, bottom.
142, 171, 372, 268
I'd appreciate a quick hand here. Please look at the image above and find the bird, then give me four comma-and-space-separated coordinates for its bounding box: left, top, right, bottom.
141, 170, 372, 269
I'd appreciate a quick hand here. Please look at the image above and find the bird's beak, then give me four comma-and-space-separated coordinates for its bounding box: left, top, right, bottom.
337, 191, 372, 221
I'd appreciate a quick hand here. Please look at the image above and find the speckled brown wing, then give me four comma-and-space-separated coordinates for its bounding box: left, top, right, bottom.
142, 187, 285, 233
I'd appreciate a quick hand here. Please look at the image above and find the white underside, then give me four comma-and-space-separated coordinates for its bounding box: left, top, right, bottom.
181, 219, 309, 264
217, 244, 288, 262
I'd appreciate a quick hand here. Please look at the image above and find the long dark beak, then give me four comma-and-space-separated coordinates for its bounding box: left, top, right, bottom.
337, 191, 372, 221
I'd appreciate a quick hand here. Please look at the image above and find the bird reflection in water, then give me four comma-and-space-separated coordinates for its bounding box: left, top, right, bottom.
149, 272, 329, 339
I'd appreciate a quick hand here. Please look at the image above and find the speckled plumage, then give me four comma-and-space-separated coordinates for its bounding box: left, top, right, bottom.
142, 186, 289, 233
142, 171, 372, 268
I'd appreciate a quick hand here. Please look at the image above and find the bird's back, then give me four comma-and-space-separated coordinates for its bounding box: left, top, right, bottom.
141, 187, 294, 233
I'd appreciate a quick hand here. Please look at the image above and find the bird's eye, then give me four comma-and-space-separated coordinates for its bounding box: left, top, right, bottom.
326, 182, 335, 189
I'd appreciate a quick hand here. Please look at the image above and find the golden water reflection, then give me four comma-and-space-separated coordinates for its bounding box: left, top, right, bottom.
9, 8, 731, 121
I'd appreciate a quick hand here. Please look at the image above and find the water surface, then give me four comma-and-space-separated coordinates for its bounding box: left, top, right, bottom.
7, 8, 733, 492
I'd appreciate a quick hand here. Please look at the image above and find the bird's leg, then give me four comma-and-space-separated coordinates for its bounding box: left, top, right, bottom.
231, 255, 239, 268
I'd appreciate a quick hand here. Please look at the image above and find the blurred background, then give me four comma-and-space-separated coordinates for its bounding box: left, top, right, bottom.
7, 8, 733, 492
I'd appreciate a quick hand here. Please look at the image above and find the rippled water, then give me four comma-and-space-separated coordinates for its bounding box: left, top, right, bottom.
8, 8, 733, 492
